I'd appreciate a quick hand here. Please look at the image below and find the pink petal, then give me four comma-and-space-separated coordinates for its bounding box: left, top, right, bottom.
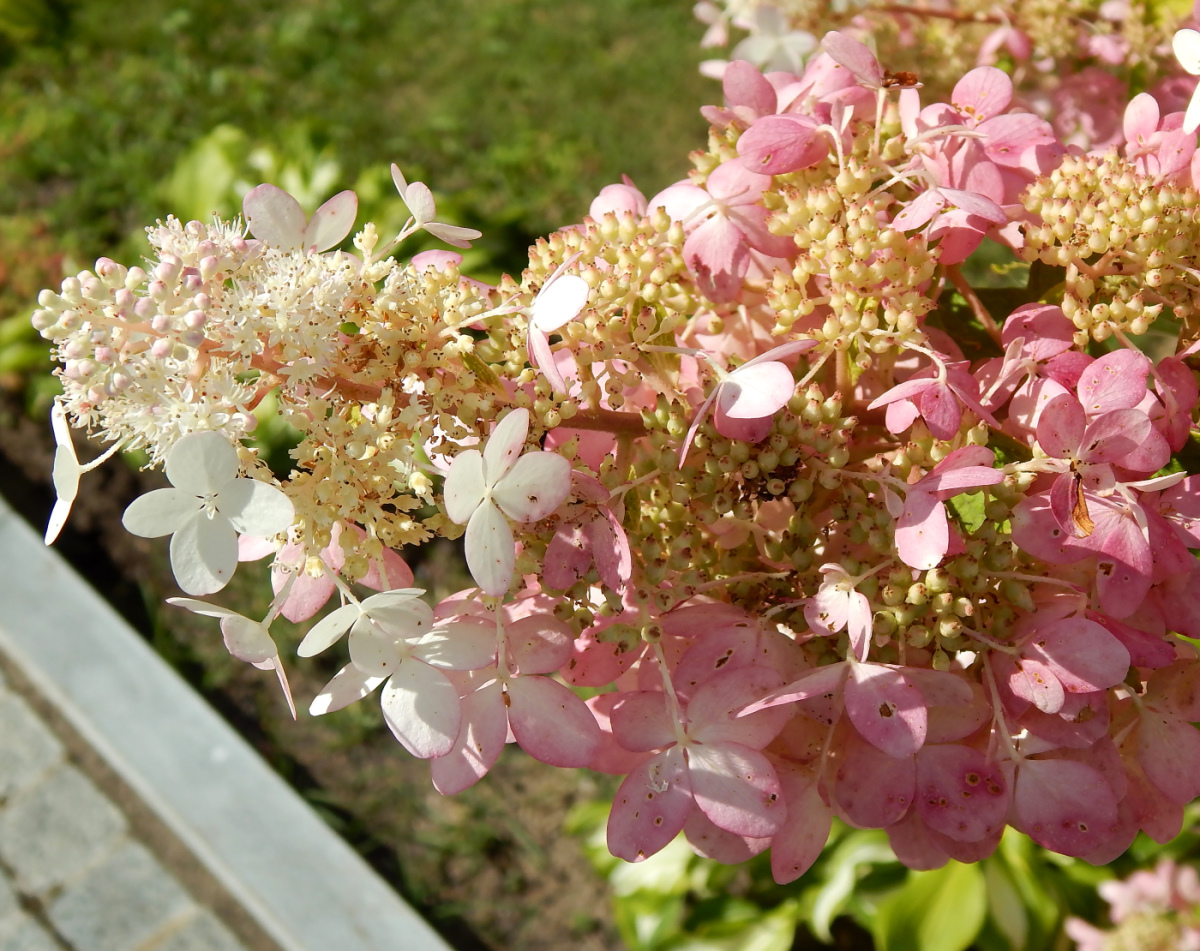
611, 691, 676, 752
1024, 617, 1130, 694
506, 613, 574, 675
1005, 655, 1065, 713
683, 214, 750, 302
739, 662, 847, 716
687, 741, 785, 838
302, 189, 358, 252
722, 59, 778, 115
821, 30, 883, 87
917, 382, 963, 439
769, 762, 832, 884
507, 675, 601, 767
1138, 710, 1200, 803
1036, 394, 1085, 458
607, 748, 693, 862
952, 66, 1012, 121
542, 521, 592, 589
895, 491, 949, 571
1076, 349, 1151, 414
830, 725, 916, 828
430, 680, 507, 794
590, 507, 631, 592
683, 811, 770, 863
736, 114, 825, 174
1013, 757, 1118, 856
845, 663, 928, 757
915, 745, 1008, 842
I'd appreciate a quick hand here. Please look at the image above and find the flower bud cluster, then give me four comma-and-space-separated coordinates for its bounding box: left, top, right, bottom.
1019, 151, 1198, 343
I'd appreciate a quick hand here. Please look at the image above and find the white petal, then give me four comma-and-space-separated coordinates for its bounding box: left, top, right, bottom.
380, 661, 461, 758
169, 514, 238, 595
1174, 29, 1200, 75
297, 602, 360, 656
122, 488, 200, 538
302, 189, 358, 252
166, 597, 242, 619
1186, 85, 1200, 135
220, 615, 277, 664
44, 498, 73, 546
532, 273, 590, 332
219, 479, 294, 536
482, 409, 529, 486
424, 222, 482, 249
309, 663, 386, 715
165, 431, 240, 495
464, 501, 515, 597
362, 596, 433, 639
404, 182, 437, 227
349, 626, 405, 678
443, 449, 486, 524
242, 183, 306, 249
491, 452, 571, 522
390, 163, 410, 198
413, 618, 497, 670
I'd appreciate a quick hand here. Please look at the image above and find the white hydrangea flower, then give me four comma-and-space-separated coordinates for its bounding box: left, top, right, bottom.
122, 431, 294, 595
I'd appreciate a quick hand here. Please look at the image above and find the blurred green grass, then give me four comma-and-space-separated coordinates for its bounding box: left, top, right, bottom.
0, 0, 712, 275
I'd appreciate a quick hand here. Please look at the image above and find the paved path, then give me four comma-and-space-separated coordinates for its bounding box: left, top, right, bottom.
0, 668, 250, 951
0, 496, 453, 951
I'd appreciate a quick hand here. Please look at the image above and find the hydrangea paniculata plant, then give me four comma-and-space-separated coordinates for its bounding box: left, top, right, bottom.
32, 6, 1200, 882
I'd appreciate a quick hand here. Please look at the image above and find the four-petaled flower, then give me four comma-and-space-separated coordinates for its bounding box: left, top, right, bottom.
444, 408, 572, 596
122, 431, 294, 595
391, 164, 483, 249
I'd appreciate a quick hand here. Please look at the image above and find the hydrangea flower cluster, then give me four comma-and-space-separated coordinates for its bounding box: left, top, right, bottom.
1066, 859, 1200, 950
32, 14, 1200, 881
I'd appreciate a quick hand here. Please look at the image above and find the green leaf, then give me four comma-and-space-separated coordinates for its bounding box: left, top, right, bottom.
983, 856, 1027, 951
947, 490, 986, 535
872, 861, 986, 951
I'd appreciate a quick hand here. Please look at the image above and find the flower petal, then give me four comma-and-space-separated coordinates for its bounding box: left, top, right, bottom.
482, 409, 529, 485
297, 602, 359, 657
309, 663, 386, 715
302, 189, 358, 253
532, 273, 590, 332
443, 449, 486, 524
165, 431, 240, 496
464, 501, 515, 597
220, 479, 294, 537
122, 488, 200, 538
242, 183, 306, 249
491, 452, 571, 522
413, 618, 497, 670
380, 660, 461, 758
169, 513, 238, 595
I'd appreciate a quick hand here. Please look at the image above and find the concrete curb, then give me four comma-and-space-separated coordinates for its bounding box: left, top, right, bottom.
0, 497, 453, 951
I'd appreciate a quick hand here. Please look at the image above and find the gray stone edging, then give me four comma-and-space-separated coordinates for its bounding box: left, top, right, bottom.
0, 496, 453, 951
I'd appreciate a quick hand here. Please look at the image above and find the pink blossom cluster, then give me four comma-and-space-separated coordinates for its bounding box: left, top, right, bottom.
33, 19, 1200, 881
1067, 859, 1200, 950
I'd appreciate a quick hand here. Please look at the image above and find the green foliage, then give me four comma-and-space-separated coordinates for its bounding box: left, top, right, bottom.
568, 800, 1200, 951
872, 862, 985, 951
